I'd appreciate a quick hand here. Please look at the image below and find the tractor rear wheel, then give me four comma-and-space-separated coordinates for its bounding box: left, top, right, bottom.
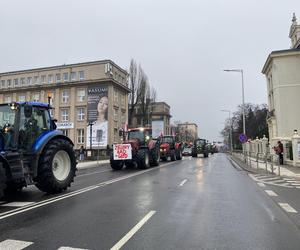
110, 153, 124, 170
137, 149, 150, 169
150, 147, 160, 167
35, 139, 77, 194
176, 149, 182, 160
0, 163, 6, 199
170, 150, 176, 161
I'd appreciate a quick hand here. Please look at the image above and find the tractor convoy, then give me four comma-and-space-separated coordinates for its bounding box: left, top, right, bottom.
0, 102, 77, 199
0, 101, 215, 200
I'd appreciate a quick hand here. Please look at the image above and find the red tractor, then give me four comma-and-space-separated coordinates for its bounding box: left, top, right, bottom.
110, 127, 160, 170
160, 135, 182, 161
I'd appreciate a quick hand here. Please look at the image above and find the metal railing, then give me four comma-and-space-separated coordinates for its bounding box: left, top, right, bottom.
232, 150, 281, 175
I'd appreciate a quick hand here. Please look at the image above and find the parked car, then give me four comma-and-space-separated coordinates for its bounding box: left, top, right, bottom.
182, 147, 192, 156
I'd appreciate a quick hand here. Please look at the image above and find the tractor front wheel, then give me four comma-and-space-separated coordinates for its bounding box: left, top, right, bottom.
35, 139, 77, 194
176, 149, 182, 160
170, 150, 176, 161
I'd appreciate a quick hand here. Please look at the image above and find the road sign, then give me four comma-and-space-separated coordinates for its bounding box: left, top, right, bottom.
239, 134, 247, 143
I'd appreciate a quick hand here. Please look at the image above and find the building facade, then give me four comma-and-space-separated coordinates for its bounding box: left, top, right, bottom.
0, 60, 130, 151
177, 122, 198, 142
130, 102, 171, 136
262, 13, 300, 146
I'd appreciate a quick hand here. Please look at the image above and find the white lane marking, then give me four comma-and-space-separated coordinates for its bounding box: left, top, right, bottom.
258, 177, 281, 181
58, 247, 89, 250
257, 182, 266, 187
290, 183, 300, 186
286, 180, 300, 183
0, 239, 33, 250
278, 203, 298, 213
265, 190, 278, 197
110, 210, 156, 250
77, 169, 111, 177
249, 174, 257, 181
0, 162, 175, 221
1, 202, 36, 207
179, 179, 187, 186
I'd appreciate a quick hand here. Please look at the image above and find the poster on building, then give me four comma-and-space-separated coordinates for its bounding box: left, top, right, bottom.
86, 85, 108, 148
152, 120, 164, 138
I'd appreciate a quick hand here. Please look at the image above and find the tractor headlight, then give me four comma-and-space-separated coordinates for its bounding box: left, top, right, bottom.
145, 135, 150, 141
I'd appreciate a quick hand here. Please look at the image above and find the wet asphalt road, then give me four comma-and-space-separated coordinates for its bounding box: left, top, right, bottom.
1, 154, 300, 249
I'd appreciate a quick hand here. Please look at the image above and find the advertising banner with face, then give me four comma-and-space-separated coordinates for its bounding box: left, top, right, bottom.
87, 85, 108, 148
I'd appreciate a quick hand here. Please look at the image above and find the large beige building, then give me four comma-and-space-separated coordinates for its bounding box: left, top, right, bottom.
262, 13, 300, 145
0, 60, 130, 152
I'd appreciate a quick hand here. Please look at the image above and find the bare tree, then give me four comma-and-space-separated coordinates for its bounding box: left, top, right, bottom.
128, 59, 138, 126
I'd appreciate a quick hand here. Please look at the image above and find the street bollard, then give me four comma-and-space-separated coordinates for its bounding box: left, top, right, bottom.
256, 153, 259, 170
265, 154, 268, 172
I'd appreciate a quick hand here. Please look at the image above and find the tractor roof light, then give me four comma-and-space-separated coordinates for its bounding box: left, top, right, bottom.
139, 127, 145, 132
10, 102, 18, 110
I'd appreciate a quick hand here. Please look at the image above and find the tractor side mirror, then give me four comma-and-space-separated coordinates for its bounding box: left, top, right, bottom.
24, 104, 33, 118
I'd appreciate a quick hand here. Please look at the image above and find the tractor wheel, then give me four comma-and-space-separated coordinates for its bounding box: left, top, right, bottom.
35, 139, 77, 194
176, 150, 182, 160
170, 150, 176, 161
150, 147, 160, 167
161, 156, 167, 161
136, 149, 150, 169
0, 163, 6, 199
110, 153, 124, 170
125, 161, 135, 169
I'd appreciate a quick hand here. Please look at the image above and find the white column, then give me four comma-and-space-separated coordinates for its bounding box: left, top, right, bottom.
292, 130, 300, 167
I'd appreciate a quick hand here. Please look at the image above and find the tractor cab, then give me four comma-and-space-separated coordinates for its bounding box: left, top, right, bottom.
0, 102, 54, 152
126, 127, 152, 146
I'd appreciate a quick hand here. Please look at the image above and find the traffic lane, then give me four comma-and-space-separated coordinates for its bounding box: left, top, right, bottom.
0, 162, 167, 211
124, 153, 300, 250
0, 158, 204, 249
261, 183, 300, 229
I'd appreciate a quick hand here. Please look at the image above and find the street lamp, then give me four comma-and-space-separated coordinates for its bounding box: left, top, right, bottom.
221, 110, 233, 152
223, 69, 246, 136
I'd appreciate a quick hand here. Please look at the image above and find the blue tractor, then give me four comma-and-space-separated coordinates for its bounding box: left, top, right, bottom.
0, 102, 77, 199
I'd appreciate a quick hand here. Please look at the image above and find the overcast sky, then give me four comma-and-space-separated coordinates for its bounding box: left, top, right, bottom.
0, 0, 299, 141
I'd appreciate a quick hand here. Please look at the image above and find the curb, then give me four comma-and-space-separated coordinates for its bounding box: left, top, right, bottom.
77, 160, 110, 170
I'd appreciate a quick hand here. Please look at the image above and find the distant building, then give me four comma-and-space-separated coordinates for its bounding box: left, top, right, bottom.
130, 101, 171, 135
0, 60, 129, 151
177, 122, 198, 142
262, 13, 300, 146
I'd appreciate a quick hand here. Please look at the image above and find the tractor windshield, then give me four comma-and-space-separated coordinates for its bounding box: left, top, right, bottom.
0, 104, 18, 150
196, 139, 206, 146
127, 129, 151, 142
162, 136, 174, 144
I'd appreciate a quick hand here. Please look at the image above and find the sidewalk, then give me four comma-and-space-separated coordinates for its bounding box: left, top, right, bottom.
231, 153, 300, 179
77, 159, 110, 170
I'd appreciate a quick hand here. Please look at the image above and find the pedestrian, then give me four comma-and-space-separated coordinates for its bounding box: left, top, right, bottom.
79, 146, 85, 161
274, 141, 284, 165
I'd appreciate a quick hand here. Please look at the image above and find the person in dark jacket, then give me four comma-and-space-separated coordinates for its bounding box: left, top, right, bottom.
275, 141, 284, 165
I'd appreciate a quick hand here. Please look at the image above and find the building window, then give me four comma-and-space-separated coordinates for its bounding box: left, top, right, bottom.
61, 108, 69, 122
61, 90, 69, 103
61, 129, 69, 137
70, 72, 76, 81
120, 94, 125, 108
20, 78, 25, 85
32, 92, 40, 102
77, 89, 86, 102
18, 95, 26, 102
56, 73, 61, 82
79, 71, 85, 80
63, 72, 69, 82
7, 79, 12, 88
114, 109, 118, 121
114, 128, 118, 142
77, 129, 84, 144
121, 112, 126, 124
48, 74, 53, 83
114, 88, 118, 104
1, 80, 5, 88
34, 76, 39, 84
77, 107, 85, 121
27, 77, 32, 85
4, 95, 12, 103
14, 79, 19, 87
41, 75, 46, 83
